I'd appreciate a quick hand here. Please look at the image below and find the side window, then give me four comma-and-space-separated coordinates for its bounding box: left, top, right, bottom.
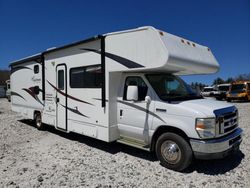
70, 65, 102, 88
58, 70, 64, 90
123, 76, 148, 101
248, 83, 250, 91
34, 65, 39, 74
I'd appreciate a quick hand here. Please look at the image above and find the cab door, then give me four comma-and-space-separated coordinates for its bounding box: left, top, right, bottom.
117, 76, 154, 143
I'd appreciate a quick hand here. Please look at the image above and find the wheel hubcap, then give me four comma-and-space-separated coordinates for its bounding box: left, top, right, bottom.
161, 140, 181, 164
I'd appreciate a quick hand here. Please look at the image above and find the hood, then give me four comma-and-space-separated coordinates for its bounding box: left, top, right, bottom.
178, 99, 234, 117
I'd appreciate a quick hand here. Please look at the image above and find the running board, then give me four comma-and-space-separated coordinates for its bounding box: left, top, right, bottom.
117, 136, 150, 151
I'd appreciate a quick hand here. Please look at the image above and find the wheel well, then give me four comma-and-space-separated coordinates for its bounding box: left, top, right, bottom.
33, 110, 41, 120
150, 125, 189, 151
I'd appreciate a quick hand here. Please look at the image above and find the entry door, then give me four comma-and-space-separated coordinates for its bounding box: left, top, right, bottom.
117, 76, 154, 143
56, 65, 67, 130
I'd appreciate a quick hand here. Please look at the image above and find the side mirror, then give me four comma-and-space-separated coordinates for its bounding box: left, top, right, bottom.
145, 96, 151, 104
34, 86, 40, 95
127, 85, 138, 101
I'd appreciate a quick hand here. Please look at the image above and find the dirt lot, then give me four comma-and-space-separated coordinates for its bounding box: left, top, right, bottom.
0, 98, 249, 188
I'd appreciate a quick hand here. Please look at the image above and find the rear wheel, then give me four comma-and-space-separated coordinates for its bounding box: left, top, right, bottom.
34, 113, 44, 130
156, 132, 193, 171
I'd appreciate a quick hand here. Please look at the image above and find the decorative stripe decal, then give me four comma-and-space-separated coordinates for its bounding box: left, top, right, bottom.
117, 100, 166, 123
59, 104, 89, 118
11, 66, 32, 74
47, 81, 94, 106
11, 91, 26, 101
93, 98, 165, 123
92, 98, 108, 102
80, 48, 144, 68
22, 87, 44, 105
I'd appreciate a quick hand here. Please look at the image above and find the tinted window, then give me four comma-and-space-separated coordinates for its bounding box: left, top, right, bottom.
123, 77, 148, 101
58, 70, 64, 90
146, 74, 200, 101
218, 86, 230, 91
231, 84, 245, 92
203, 88, 214, 92
70, 65, 102, 88
34, 65, 39, 74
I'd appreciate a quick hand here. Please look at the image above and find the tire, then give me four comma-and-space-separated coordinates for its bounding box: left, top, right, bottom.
156, 132, 193, 171
34, 113, 44, 130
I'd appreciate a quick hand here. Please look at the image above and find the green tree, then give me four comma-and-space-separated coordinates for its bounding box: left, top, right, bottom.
225, 77, 234, 83
213, 77, 225, 85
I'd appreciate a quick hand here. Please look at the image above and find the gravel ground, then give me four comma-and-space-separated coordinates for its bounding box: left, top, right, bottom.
0, 98, 249, 188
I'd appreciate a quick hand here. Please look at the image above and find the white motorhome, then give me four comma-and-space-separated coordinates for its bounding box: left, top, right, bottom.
200, 86, 215, 97
214, 83, 231, 100
10, 26, 242, 171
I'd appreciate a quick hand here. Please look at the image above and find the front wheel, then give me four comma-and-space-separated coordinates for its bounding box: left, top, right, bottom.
156, 132, 193, 171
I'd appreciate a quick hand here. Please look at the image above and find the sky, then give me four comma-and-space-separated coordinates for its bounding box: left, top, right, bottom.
0, 0, 249, 85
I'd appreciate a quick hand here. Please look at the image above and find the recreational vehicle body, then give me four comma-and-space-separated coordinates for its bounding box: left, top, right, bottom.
10, 26, 242, 171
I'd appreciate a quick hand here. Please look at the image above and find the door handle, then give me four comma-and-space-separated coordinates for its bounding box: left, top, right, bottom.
156, 108, 166, 112
120, 109, 123, 117
56, 98, 60, 103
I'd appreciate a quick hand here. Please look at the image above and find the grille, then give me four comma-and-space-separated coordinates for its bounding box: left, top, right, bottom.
214, 107, 238, 137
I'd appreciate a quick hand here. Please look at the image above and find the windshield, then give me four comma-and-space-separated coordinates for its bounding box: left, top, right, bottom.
146, 74, 202, 101
231, 84, 245, 93
218, 86, 230, 91
203, 88, 214, 92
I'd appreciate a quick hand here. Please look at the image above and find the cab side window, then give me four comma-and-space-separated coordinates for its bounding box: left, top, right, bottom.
123, 76, 148, 101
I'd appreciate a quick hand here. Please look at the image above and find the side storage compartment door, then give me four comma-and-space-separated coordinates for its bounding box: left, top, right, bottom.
56, 65, 67, 130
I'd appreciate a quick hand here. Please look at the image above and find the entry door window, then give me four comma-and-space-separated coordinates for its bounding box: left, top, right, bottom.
58, 70, 64, 90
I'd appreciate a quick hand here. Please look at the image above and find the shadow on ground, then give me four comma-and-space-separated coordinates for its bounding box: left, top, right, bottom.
231, 100, 250, 103
185, 151, 244, 175
19, 119, 244, 175
18, 119, 156, 162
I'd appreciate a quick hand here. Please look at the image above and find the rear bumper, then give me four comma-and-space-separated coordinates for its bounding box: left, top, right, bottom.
190, 128, 242, 160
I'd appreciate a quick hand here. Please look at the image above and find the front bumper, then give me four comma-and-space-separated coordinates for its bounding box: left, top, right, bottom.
227, 94, 246, 100
190, 128, 242, 159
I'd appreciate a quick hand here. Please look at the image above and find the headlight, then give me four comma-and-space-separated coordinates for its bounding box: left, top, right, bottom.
195, 118, 216, 139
